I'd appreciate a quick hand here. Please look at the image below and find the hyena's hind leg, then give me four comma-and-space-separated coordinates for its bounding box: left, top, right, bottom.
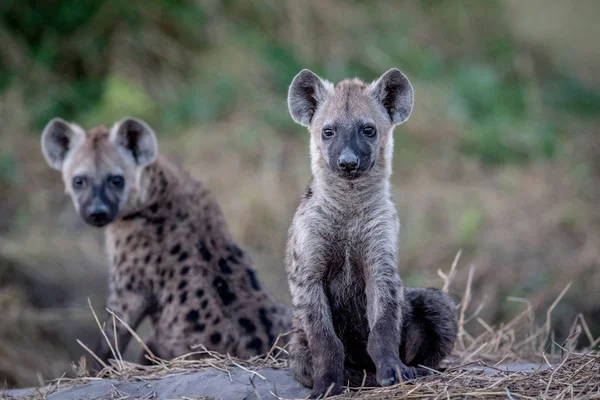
400, 287, 458, 376
289, 328, 314, 388
136, 333, 164, 366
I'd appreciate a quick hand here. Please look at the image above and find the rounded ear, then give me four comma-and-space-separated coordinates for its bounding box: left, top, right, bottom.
109, 117, 158, 167
41, 118, 82, 170
370, 68, 414, 126
288, 69, 333, 127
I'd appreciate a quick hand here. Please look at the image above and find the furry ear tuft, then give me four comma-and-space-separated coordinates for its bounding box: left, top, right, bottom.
370, 68, 414, 125
41, 118, 83, 170
288, 69, 332, 127
110, 117, 158, 167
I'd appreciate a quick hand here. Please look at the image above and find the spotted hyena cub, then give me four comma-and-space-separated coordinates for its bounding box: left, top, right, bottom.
285, 69, 458, 397
41, 117, 291, 365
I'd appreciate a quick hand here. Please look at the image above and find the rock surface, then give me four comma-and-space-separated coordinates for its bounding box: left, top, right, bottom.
1, 363, 550, 400
1, 367, 310, 400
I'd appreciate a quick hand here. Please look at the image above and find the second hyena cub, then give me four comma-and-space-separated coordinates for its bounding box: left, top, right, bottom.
285, 69, 458, 397
41, 117, 291, 366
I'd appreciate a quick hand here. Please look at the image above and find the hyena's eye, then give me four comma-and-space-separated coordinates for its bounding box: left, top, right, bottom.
322, 128, 335, 139
72, 176, 87, 190
108, 175, 125, 190
362, 126, 376, 137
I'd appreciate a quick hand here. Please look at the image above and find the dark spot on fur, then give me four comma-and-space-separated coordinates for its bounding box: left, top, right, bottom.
149, 203, 159, 213
125, 235, 133, 245
225, 245, 243, 264
230, 245, 243, 258
194, 323, 205, 332
144, 253, 151, 264
166, 201, 173, 210
169, 270, 174, 279
259, 308, 275, 345
212, 277, 237, 306
156, 255, 163, 264
239, 318, 256, 333
160, 269, 167, 277
167, 294, 173, 303
201, 299, 208, 309
219, 258, 232, 274
156, 225, 164, 238
181, 265, 190, 275
213, 317, 221, 324
246, 269, 261, 291
180, 291, 188, 304
178, 252, 189, 262
197, 241, 212, 262
178, 280, 188, 290
143, 241, 149, 248
210, 332, 222, 345
170, 244, 181, 255
247, 337, 263, 352
305, 186, 313, 199
151, 217, 166, 226
196, 288, 204, 298
119, 254, 128, 264
186, 310, 199, 323
115, 239, 121, 247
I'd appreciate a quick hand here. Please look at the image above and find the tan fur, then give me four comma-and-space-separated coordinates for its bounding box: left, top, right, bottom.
41, 118, 292, 365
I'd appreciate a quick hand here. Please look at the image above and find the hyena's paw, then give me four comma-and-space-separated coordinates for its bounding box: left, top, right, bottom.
310, 378, 343, 398
375, 356, 418, 386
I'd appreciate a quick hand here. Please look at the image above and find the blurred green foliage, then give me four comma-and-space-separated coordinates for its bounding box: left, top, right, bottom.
1, 0, 600, 166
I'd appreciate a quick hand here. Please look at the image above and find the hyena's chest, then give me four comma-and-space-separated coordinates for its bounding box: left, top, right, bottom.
325, 231, 370, 330
106, 223, 163, 291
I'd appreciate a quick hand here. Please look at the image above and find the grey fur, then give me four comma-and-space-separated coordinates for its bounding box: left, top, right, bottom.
285, 69, 457, 398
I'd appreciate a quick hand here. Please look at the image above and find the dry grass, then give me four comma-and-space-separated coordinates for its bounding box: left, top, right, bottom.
8, 252, 599, 400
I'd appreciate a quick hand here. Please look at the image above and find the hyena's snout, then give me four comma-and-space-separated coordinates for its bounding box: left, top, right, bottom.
85, 201, 111, 226
81, 187, 120, 227
337, 147, 360, 173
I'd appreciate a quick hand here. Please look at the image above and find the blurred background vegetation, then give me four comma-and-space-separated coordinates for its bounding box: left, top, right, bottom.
1, 0, 599, 389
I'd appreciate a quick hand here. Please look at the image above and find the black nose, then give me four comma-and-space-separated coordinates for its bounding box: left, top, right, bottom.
338, 153, 359, 172
87, 204, 110, 224
88, 209, 109, 223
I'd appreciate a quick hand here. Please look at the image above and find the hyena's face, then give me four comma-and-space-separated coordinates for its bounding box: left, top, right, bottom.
288, 68, 414, 180
41, 117, 157, 227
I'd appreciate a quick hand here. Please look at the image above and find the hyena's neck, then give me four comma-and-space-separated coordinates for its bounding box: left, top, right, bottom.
122, 156, 181, 217
313, 169, 392, 212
